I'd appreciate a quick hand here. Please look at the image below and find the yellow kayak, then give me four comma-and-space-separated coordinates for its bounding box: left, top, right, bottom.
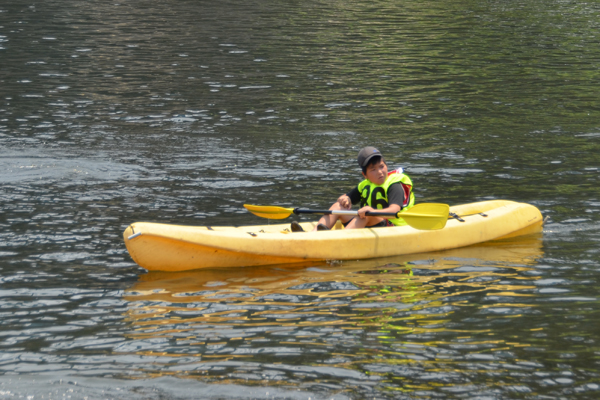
122, 200, 543, 272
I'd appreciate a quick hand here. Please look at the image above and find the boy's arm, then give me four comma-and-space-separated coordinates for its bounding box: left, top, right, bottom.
337, 186, 361, 209
345, 187, 361, 204
357, 203, 401, 219
386, 183, 405, 209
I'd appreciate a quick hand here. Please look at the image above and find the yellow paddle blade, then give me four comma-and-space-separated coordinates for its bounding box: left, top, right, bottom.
243, 204, 295, 220
398, 203, 449, 230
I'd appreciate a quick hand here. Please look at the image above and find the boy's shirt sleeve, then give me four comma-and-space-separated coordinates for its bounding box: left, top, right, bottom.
387, 183, 405, 207
346, 186, 362, 205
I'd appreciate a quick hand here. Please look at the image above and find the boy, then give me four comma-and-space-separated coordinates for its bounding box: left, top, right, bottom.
292, 146, 415, 231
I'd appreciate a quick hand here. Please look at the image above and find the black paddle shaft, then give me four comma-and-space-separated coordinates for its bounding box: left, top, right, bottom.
293, 208, 399, 218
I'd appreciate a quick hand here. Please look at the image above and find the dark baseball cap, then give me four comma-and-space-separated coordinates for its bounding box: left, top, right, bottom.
357, 146, 382, 167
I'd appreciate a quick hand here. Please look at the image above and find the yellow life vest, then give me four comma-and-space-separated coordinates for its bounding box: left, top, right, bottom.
357, 168, 415, 226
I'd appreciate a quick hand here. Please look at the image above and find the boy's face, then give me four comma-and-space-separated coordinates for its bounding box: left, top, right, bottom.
362, 159, 388, 185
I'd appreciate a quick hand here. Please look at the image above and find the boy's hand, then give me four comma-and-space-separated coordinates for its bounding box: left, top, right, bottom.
357, 206, 375, 219
337, 194, 352, 209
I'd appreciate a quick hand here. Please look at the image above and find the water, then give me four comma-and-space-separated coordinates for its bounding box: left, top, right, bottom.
1, 0, 600, 398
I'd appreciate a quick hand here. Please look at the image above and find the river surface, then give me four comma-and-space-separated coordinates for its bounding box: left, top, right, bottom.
1, 0, 600, 398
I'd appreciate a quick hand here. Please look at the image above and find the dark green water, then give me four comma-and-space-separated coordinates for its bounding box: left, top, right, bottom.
1, 0, 599, 398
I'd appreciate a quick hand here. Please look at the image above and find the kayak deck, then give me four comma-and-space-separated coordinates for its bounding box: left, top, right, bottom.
123, 200, 543, 272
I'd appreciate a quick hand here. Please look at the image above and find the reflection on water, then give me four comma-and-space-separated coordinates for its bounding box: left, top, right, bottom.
120, 236, 552, 395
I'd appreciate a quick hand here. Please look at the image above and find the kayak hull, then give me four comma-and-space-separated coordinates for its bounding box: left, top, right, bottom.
123, 200, 543, 272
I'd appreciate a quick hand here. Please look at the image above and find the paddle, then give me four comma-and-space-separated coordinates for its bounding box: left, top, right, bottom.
243, 203, 449, 230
